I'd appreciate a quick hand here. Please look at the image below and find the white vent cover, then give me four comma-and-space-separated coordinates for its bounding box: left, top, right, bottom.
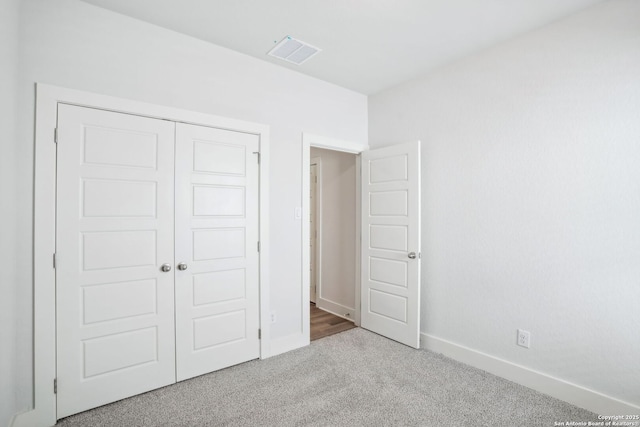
268, 36, 321, 65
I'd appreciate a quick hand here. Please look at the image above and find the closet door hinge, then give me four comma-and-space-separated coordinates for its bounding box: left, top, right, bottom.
53, 253, 56, 269
54, 378, 57, 394
257, 241, 260, 252
253, 151, 260, 164
54, 128, 58, 144
258, 329, 261, 339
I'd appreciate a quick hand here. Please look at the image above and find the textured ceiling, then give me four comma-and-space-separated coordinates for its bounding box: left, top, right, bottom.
81, 0, 604, 94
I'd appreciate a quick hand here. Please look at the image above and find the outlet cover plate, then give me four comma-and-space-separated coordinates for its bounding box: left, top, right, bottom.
517, 329, 531, 348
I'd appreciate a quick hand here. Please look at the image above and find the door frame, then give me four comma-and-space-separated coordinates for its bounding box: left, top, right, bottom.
309, 157, 321, 304
301, 133, 368, 340
16, 83, 271, 427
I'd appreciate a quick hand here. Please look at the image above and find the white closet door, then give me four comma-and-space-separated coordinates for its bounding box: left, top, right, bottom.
56, 105, 176, 418
361, 141, 421, 348
174, 123, 260, 381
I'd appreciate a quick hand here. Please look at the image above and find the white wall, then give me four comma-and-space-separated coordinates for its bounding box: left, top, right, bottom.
369, 0, 640, 410
310, 147, 357, 317
0, 0, 21, 424
7, 0, 367, 418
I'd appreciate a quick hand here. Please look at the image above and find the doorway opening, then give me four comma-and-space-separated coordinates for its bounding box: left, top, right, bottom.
308, 147, 358, 341
301, 133, 366, 345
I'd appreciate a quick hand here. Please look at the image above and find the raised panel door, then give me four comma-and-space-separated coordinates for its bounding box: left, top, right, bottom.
361, 141, 421, 348
174, 123, 260, 381
56, 104, 176, 417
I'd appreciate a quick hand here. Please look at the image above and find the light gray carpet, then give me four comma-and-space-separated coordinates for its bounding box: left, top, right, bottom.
57, 328, 596, 426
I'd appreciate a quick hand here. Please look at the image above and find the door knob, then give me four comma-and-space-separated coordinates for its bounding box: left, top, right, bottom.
177, 262, 188, 271
408, 252, 417, 259
160, 263, 172, 272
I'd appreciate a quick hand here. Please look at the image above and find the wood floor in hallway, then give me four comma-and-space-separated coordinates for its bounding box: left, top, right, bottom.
310, 303, 356, 341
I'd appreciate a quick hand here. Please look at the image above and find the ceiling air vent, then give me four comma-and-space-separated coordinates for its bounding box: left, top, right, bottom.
268, 36, 321, 65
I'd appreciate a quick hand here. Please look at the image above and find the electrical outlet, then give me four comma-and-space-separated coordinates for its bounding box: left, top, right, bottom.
517, 329, 531, 348
270, 312, 277, 323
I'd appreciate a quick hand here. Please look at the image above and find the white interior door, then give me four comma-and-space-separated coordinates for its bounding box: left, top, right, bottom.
361, 141, 421, 348
56, 106, 263, 416
174, 123, 260, 381
56, 105, 176, 417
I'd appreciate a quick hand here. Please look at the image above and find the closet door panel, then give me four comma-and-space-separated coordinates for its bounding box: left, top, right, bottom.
56, 105, 176, 418
175, 123, 260, 381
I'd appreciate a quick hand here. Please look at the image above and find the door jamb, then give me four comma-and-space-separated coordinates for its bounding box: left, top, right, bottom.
301, 133, 368, 340
15, 83, 271, 427
309, 157, 321, 304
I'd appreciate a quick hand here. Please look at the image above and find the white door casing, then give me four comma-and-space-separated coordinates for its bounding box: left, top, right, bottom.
24, 84, 270, 427
56, 105, 177, 417
174, 123, 260, 381
360, 141, 421, 348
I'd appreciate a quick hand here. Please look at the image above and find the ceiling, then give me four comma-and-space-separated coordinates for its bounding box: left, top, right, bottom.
80, 0, 603, 95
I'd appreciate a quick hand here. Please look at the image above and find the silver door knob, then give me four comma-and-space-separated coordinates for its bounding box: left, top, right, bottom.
160, 263, 172, 272
408, 252, 417, 259
177, 263, 188, 271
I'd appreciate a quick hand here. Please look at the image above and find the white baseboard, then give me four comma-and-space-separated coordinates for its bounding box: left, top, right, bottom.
420, 333, 639, 415
10, 407, 52, 427
316, 298, 355, 323
269, 333, 309, 358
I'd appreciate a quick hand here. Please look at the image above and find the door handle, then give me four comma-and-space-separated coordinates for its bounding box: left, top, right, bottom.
160, 263, 172, 272
177, 262, 188, 271
408, 252, 417, 259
